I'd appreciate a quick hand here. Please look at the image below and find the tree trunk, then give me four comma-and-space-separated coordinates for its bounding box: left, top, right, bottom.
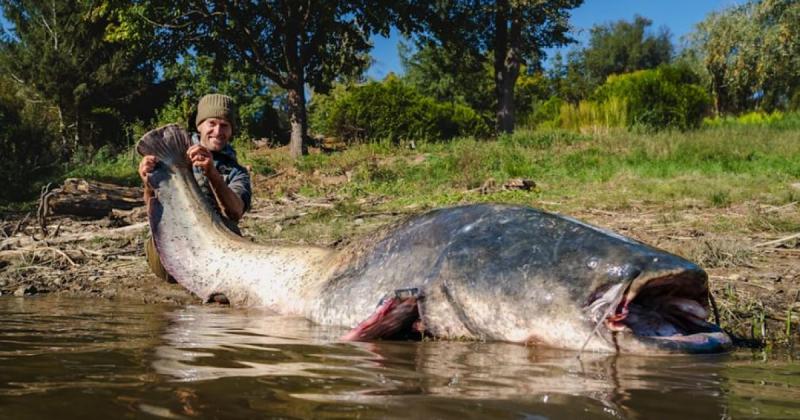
496, 60, 519, 134
287, 83, 307, 159
710, 70, 722, 116
493, 0, 520, 134
284, 12, 307, 159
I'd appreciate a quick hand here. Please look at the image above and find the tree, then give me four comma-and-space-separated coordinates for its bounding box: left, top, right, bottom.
0, 0, 169, 159
160, 1, 393, 158
403, 0, 582, 134
0, 75, 59, 201
399, 40, 494, 115
581, 15, 672, 90
547, 50, 591, 103
688, 0, 800, 114
547, 16, 672, 104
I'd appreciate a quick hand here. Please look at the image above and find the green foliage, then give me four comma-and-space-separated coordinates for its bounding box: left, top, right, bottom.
400, 42, 551, 127
548, 15, 673, 103
311, 78, 491, 143
399, 41, 493, 116
582, 15, 673, 90
547, 51, 592, 104
0, 0, 168, 158
402, 0, 583, 132
0, 81, 59, 202
703, 111, 800, 129
537, 65, 711, 133
514, 71, 552, 121
593, 64, 711, 130
556, 97, 629, 132
688, 0, 800, 114
522, 96, 565, 129
166, 0, 397, 157
63, 145, 139, 186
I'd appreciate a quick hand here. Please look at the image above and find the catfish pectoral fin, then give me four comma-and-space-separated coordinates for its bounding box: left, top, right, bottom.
341, 294, 421, 341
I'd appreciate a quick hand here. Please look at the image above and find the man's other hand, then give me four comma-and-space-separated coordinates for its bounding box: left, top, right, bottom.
187, 144, 216, 177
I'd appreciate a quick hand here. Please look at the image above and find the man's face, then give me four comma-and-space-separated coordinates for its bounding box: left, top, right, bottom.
198, 118, 232, 152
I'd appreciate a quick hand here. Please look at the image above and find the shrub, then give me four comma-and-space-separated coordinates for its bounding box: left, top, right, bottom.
703, 111, 800, 129
310, 78, 491, 143
521, 96, 564, 129
593, 64, 711, 130
0, 98, 59, 202
558, 96, 629, 133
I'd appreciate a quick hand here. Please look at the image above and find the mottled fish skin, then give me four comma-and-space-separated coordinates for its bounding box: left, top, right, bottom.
309, 205, 711, 351
139, 124, 728, 353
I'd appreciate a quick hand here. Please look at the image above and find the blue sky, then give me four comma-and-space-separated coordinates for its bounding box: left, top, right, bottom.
367, 0, 741, 80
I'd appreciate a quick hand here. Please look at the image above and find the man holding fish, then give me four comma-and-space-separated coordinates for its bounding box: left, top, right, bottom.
138, 93, 252, 281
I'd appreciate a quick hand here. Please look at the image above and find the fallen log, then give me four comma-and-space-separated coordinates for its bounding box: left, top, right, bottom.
0, 222, 148, 250
47, 178, 144, 218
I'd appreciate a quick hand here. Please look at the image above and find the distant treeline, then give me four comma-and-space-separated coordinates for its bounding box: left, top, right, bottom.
1, 0, 798, 202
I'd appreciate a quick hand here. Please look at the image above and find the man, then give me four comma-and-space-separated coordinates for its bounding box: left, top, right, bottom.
139, 93, 252, 281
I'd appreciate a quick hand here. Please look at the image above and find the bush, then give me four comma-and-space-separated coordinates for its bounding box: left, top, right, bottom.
703, 111, 800, 130
521, 96, 565, 129
64, 145, 140, 186
593, 64, 711, 130
310, 78, 491, 143
557, 96, 628, 133
0, 98, 58, 202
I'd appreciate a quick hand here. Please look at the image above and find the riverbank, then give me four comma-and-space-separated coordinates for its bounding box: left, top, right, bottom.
1, 126, 799, 346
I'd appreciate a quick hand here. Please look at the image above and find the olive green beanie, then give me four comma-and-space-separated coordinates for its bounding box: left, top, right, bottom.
195, 93, 237, 129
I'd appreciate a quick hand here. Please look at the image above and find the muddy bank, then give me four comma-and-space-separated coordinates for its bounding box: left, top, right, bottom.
1, 193, 798, 346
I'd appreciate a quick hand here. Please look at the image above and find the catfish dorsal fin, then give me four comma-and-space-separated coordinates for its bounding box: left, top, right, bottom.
136, 124, 192, 168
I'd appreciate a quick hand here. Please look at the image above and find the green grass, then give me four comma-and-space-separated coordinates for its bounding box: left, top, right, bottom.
64, 147, 140, 186
16, 124, 798, 224
243, 125, 800, 218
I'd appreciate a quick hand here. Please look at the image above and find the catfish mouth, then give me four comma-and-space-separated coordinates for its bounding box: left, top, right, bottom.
588, 272, 732, 353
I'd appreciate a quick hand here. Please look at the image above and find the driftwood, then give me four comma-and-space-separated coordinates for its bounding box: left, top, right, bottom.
0, 240, 143, 265
755, 232, 800, 248
46, 178, 144, 218
0, 222, 148, 250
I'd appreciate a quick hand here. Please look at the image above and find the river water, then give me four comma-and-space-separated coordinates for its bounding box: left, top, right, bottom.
1, 297, 798, 419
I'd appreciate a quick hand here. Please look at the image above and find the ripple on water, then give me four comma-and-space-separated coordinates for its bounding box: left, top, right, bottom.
1, 296, 799, 419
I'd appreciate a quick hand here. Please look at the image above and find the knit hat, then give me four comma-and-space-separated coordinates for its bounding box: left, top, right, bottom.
195, 94, 237, 129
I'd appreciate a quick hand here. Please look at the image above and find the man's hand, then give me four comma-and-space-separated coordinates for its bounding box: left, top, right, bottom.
139, 155, 158, 184
139, 155, 158, 202
187, 144, 216, 177
186, 144, 244, 221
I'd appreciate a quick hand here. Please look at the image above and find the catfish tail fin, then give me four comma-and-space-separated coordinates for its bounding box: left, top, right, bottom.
136, 124, 192, 168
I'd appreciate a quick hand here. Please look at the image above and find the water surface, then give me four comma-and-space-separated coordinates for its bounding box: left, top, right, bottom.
1, 297, 798, 419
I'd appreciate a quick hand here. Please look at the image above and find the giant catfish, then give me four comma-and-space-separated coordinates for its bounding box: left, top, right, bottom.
138, 124, 731, 354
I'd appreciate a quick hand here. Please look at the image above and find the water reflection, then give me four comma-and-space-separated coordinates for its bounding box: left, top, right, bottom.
153, 305, 735, 418
2, 297, 799, 419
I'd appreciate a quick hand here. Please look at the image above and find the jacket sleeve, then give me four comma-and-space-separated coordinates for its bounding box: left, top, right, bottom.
225, 165, 252, 213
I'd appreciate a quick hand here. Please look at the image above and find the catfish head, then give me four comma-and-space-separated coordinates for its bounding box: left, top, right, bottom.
424, 207, 732, 354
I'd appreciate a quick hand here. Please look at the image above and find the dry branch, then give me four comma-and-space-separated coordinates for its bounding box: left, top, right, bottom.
755, 233, 800, 248
0, 222, 148, 250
